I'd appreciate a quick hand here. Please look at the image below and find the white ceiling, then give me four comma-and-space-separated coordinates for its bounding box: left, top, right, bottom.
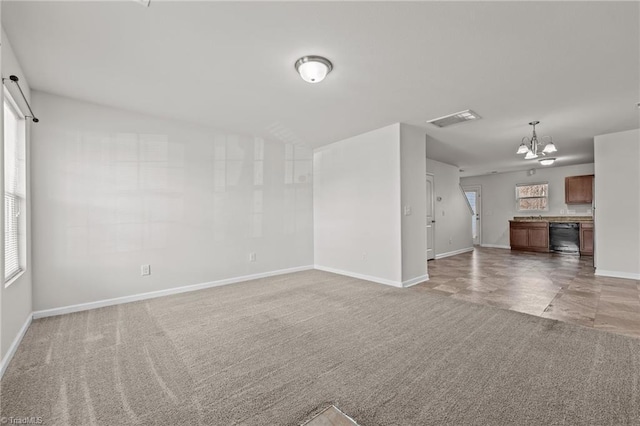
3, 1, 639, 176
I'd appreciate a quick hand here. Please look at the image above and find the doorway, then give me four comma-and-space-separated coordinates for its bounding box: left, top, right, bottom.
463, 185, 481, 245
426, 174, 435, 260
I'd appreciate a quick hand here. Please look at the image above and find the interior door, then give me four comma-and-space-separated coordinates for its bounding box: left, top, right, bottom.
426, 174, 435, 260
463, 185, 482, 245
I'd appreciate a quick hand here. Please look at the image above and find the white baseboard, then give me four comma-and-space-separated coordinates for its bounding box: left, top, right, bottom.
314, 265, 403, 288
480, 244, 511, 250
33, 265, 314, 319
0, 313, 32, 379
595, 269, 640, 280
402, 274, 429, 288
435, 247, 474, 260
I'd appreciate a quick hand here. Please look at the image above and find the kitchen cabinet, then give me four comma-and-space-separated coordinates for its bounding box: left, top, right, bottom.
509, 221, 550, 253
565, 175, 594, 204
580, 222, 594, 256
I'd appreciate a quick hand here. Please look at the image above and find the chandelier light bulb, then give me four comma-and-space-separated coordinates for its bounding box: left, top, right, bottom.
517, 140, 529, 154
524, 149, 538, 160
542, 141, 557, 154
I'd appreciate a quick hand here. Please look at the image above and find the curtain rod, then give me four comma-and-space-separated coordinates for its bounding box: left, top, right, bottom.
2, 75, 39, 123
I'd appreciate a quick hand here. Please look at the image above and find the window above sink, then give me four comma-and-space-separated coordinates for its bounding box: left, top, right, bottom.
516, 183, 549, 211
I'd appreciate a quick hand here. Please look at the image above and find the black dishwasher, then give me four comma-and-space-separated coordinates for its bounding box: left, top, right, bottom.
549, 223, 580, 254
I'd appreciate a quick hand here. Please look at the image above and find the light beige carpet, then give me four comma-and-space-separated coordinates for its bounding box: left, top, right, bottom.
1, 270, 639, 425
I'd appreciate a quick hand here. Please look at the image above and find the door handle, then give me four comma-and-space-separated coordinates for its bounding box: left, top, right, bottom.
431, 220, 436, 223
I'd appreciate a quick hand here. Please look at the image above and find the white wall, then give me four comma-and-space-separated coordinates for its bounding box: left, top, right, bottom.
30, 91, 314, 311
400, 124, 427, 283
1, 30, 33, 363
313, 124, 403, 285
460, 163, 595, 248
594, 129, 640, 279
426, 158, 473, 257
313, 123, 428, 287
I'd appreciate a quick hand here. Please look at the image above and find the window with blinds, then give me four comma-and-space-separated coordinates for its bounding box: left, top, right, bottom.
515, 182, 549, 211
5, 193, 20, 280
4, 89, 26, 283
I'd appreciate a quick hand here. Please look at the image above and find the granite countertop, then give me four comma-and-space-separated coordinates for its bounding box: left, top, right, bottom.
511, 216, 593, 223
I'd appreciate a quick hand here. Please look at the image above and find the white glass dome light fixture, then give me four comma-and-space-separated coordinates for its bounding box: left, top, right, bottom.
539, 158, 556, 166
295, 56, 333, 83
517, 121, 558, 161
542, 137, 558, 154
524, 149, 538, 160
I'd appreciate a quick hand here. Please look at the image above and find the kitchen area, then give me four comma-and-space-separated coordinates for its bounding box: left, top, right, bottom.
453, 129, 640, 338
509, 174, 594, 256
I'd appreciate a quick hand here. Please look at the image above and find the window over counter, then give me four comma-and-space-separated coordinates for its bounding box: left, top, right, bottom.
4, 88, 27, 285
515, 182, 548, 211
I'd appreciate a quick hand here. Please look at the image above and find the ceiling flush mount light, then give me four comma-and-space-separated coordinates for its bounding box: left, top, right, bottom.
517, 121, 557, 161
427, 109, 481, 128
539, 158, 556, 166
295, 56, 333, 83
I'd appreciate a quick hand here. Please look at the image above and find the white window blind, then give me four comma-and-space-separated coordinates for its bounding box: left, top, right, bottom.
4, 90, 25, 283
515, 182, 549, 211
4, 193, 20, 280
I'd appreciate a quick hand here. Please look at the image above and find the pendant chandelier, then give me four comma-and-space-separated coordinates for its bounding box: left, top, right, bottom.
517, 121, 557, 165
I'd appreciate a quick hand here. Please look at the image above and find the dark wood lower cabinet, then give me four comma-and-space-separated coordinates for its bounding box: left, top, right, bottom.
528, 227, 550, 250
510, 227, 528, 248
510, 220, 593, 255
509, 221, 549, 253
580, 222, 594, 256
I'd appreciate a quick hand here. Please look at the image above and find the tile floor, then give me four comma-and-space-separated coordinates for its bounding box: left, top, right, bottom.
415, 248, 640, 339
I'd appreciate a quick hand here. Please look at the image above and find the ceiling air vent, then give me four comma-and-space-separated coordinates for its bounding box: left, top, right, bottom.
427, 109, 481, 128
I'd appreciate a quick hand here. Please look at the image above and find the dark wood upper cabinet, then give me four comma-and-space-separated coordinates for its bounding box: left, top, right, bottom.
565, 175, 594, 204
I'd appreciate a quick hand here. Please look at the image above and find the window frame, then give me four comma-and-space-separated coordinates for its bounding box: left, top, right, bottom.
3, 87, 27, 286
515, 182, 549, 212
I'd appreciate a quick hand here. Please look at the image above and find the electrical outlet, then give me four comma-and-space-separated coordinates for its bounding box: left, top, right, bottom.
249, 252, 257, 262
403, 205, 412, 216
141, 265, 151, 276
